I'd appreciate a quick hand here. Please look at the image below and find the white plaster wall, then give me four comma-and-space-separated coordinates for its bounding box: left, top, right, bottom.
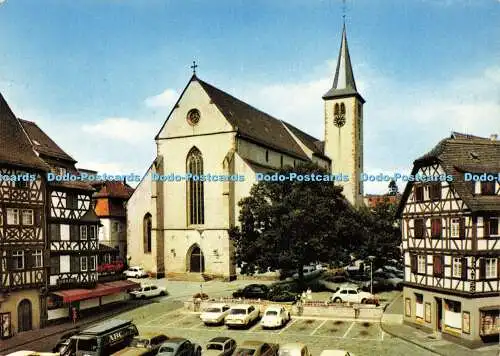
126, 168, 153, 271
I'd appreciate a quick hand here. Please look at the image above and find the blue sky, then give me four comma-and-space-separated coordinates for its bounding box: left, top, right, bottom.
1, 0, 499, 193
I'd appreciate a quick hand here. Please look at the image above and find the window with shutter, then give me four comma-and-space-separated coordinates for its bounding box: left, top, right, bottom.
479, 258, 486, 280
70, 225, 79, 241
50, 224, 61, 241
70, 256, 79, 273
489, 218, 498, 236
50, 256, 60, 275
461, 258, 468, 281
459, 218, 465, 238
414, 219, 425, 239
485, 258, 497, 279
411, 255, 417, 273
431, 219, 442, 239
429, 183, 441, 201
415, 186, 424, 202
433, 255, 444, 277
483, 218, 491, 238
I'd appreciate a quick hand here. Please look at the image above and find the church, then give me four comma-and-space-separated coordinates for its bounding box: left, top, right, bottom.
126, 25, 365, 281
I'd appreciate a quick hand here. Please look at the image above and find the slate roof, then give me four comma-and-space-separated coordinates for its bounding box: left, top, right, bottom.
0, 93, 50, 171
18, 119, 93, 191
322, 24, 365, 103
282, 122, 330, 160
397, 133, 500, 215
196, 78, 317, 160
19, 119, 76, 163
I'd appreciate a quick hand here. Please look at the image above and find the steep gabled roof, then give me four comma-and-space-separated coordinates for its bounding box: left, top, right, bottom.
0, 93, 50, 171
323, 24, 365, 103
196, 77, 312, 160
19, 119, 76, 163
397, 133, 500, 216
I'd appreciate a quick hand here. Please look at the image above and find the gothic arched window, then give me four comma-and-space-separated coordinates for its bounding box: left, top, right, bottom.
143, 213, 152, 253
187, 147, 205, 225
334, 103, 340, 115
340, 102, 346, 115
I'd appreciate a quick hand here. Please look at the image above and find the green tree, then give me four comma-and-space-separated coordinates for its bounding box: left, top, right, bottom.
230, 162, 357, 286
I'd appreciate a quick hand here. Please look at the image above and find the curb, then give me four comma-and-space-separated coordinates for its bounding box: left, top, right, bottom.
380, 321, 444, 356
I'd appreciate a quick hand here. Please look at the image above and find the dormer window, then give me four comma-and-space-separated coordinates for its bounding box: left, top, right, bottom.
480, 181, 495, 195
429, 183, 441, 201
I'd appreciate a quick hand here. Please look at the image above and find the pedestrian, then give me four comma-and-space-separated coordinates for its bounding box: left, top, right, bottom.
306, 288, 312, 300
72, 307, 78, 325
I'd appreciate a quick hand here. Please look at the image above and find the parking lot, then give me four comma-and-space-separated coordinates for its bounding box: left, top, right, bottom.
122, 307, 436, 356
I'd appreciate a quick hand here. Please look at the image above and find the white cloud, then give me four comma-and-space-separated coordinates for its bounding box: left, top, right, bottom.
0, 0, 6, 4
82, 117, 157, 144
144, 88, 178, 108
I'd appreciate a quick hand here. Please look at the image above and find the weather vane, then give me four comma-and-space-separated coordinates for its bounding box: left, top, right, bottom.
190, 61, 198, 75
342, 0, 346, 24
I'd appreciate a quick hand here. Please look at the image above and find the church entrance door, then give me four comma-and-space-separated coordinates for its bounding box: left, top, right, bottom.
189, 245, 205, 273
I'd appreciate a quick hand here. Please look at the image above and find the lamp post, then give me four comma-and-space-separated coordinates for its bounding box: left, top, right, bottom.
368, 256, 375, 295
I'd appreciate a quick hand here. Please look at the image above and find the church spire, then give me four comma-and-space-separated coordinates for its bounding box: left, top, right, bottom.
323, 24, 364, 102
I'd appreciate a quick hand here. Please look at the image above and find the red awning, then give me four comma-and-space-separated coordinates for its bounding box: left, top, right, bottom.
52, 280, 140, 303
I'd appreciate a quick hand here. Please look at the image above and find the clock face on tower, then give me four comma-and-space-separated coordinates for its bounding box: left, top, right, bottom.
334, 114, 346, 128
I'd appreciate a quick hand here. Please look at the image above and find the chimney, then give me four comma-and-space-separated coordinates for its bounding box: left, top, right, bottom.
490, 134, 498, 141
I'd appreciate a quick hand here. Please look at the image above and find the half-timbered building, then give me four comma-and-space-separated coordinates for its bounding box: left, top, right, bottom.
19, 120, 137, 324
0, 94, 51, 337
397, 132, 500, 345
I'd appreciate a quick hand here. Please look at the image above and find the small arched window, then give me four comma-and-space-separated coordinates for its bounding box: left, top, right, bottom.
143, 213, 152, 253
340, 103, 346, 115
186, 147, 204, 225
265, 150, 269, 162
334, 103, 339, 115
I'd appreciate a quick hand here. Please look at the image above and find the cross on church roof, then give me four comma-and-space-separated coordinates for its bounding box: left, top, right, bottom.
191, 61, 198, 75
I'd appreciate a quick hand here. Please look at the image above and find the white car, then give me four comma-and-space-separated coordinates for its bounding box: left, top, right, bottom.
319, 350, 355, 356
124, 266, 148, 278
279, 343, 311, 356
200, 303, 231, 325
225, 304, 260, 328
129, 284, 167, 299
260, 305, 290, 329
331, 287, 374, 304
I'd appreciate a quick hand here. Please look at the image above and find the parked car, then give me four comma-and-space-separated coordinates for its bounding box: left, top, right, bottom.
225, 304, 260, 328
63, 319, 139, 356
200, 303, 231, 325
113, 334, 169, 355
278, 343, 311, 356
360, 278, 391, 293
373, 271, 403, 289
125, 266, 149, 278
129, 284, 167, 299
319, 350, 355, 356
52, 328, 80, 353
156, 337, 201, 356
260, 305, 290, 329
232, 341, 278, 356
204, 337, 237, 356
232, 284, 269, 299
267, 285, 299, 302
331, 287, 374, 304
292, 265, 322, 279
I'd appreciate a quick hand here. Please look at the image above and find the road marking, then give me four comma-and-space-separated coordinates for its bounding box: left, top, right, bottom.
310, 320, 326, 336
278, 319, 296, 334
342, 322, 356, 338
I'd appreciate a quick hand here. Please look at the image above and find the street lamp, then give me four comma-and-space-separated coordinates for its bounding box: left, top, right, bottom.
368, 255, 375, 295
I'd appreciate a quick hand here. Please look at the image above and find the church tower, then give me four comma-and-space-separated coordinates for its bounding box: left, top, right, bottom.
323, 24, 365, 207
